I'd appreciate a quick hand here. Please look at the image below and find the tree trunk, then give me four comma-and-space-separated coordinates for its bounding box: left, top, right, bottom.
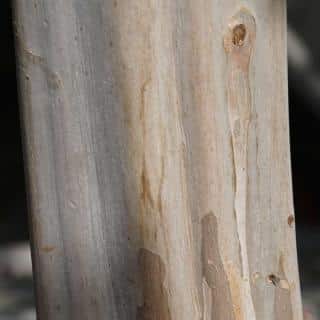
13, 0, 303, 319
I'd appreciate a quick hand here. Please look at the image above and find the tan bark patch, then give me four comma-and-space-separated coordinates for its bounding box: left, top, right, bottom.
137, 248, 171, 320
201, 213, 236, 320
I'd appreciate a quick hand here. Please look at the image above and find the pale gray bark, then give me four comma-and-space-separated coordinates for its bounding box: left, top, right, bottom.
13, 1, 302, 319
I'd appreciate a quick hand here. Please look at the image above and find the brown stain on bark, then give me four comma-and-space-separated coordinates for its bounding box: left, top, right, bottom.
232, 24, 247, 46
201, 213, 236, 320
137, 248, 171, 320
224, 9, 256, 71
42, 246, 56, 253
139, 78, 155, 210
140, 157, 155, 209
273, 255, 293, 319
287, 215, 295, 227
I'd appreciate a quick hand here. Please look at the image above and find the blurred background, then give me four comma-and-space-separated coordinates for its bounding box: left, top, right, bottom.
1, 1, 320, 319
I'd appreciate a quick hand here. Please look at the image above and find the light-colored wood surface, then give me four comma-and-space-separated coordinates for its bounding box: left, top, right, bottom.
13, 0, 302, 319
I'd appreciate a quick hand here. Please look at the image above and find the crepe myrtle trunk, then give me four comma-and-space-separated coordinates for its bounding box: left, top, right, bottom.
13, 0, 302, 319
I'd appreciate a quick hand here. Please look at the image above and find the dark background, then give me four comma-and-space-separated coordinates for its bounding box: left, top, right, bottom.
0, 3, 27, 244
1, 1, 320, 319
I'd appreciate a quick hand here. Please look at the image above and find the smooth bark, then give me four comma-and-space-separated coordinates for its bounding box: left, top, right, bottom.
13, 0, 302, 319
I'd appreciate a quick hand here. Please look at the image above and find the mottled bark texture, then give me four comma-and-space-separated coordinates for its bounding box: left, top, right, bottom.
13, 0, 302, 319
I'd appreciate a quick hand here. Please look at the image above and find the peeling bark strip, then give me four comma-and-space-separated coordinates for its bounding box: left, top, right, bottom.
137, 249, 171, 320
13, 0, 303, 319
224, 8, 256, 279
201, 213, 235, 320
224, 8, 257, 320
